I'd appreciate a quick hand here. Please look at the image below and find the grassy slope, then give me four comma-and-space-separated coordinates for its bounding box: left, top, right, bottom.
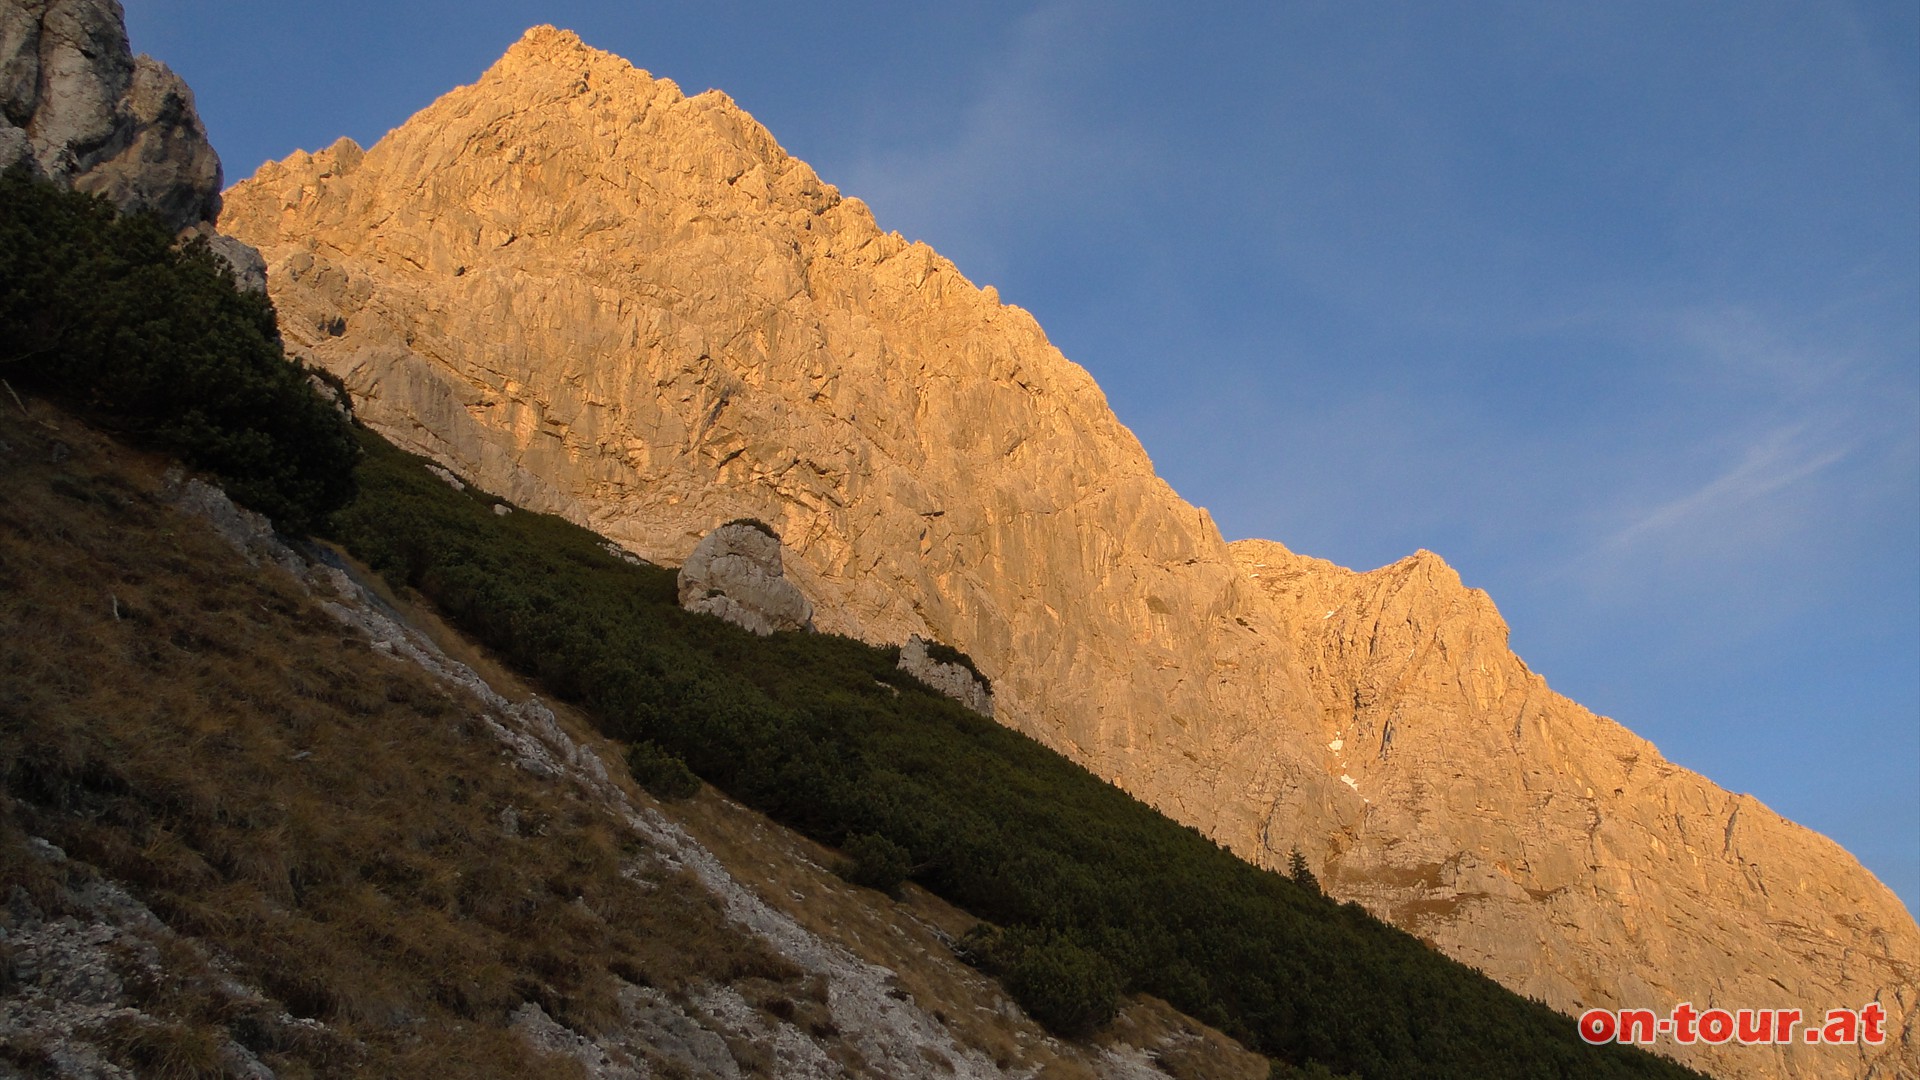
0, 405, 803, 1078
0, 401, 1275, 1080
332, 429, 1709, 1080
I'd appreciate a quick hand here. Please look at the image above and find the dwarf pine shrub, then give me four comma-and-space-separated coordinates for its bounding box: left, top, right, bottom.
0, 165, 358, 532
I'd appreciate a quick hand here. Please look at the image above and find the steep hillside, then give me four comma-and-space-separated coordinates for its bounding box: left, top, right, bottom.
0, 399, 1271, 1079
322, 422, 1701, 1079
222, 27, 1917, 1080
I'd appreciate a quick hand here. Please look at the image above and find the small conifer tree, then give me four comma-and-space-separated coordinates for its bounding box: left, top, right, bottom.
1288, 847, 1321, 895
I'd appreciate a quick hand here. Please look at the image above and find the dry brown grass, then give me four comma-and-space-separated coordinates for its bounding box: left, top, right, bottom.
1096, 996, 1271, 1080
0, 402, 802, 1077
96, 1015, 227, 1080
0, 398, 1275, 1077
668, 786, 1062, 1069
667, 777, 1269, 1078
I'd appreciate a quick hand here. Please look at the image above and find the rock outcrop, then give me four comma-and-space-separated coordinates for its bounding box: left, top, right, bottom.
898, 635, 994, 718
0, 0, 264, 286
678, 520, 814, 635
222, 27, 1919, 1080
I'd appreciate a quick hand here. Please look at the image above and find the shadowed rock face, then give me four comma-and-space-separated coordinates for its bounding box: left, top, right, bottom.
222, 27, 1918, 1080
0, 0, 264, 287
2, 0, 217, 231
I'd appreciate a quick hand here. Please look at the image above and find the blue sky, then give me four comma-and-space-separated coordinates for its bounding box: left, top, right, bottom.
126, 1, 1919, 913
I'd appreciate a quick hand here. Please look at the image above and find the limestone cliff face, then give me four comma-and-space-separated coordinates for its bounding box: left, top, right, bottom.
2, 0, 216, 230
220, 27, 1330, 860
0, 0, 265, 286
1235, 540, 1918, 1079
222, 27, 1917, 1080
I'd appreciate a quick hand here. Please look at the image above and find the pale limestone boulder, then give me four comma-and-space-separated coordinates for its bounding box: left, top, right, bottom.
678, 521, 813, 636
222, 27, 1920, 1079
898, 635, 993, 718
3, 0, 217, 230
69, 53, 221, 232
3, 0, 128, 169
0, 1, 41, 122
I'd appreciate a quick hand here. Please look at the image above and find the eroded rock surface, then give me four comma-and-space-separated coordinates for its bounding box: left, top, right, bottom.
0, 0, 263, 286
222, 27, 1919, 1080
677, 520, 814, 635
2, 0, 216, 230
1233, 539, 1920, 1080
899, 635, 994, 718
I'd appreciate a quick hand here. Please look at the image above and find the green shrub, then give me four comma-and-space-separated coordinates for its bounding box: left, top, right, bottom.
958, 924, 1117, 1037
1008, 936, 1119, 1037
625, 740, 701, 801
328, 431, 1712, 1079
1269, 1061, 1362, 1080
723, 516, 779, 539
835, 832, 912, 896
0, 165, 357, 532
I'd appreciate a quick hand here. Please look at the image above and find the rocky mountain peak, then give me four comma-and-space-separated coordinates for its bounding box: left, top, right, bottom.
504, 23, 587, 60
222, 29, 1917, 1079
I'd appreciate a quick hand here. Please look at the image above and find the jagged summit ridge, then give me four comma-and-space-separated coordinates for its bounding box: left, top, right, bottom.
222, 29, 1917, 1080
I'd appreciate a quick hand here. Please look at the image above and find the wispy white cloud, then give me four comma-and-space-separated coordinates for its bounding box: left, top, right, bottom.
1672, 303, 1850, 395
1544, 298, 1913, 608
1596, 421, 1855, 555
